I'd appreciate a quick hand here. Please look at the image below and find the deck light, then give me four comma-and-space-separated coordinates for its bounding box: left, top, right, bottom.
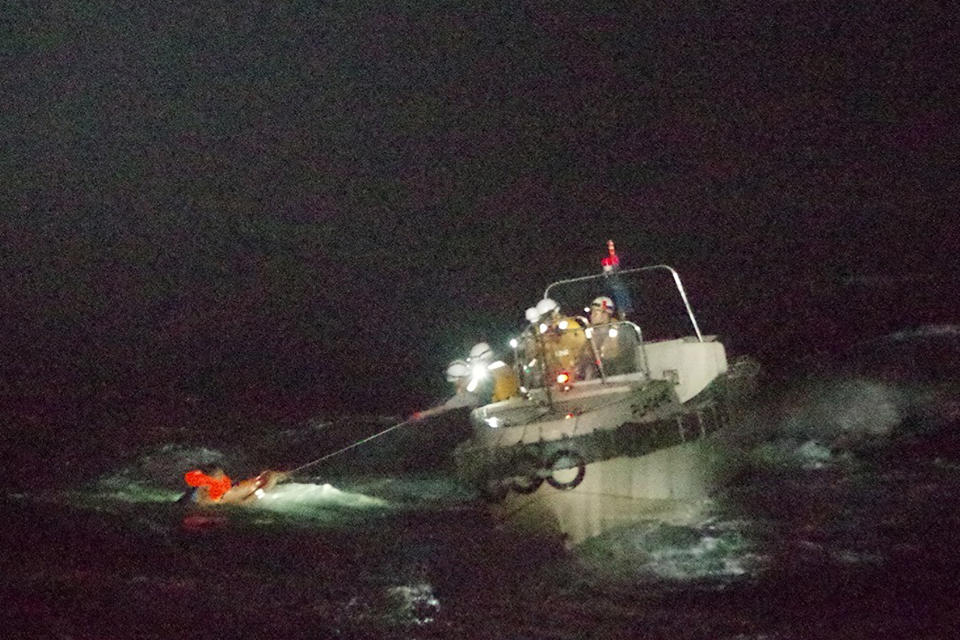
467, 363, 488, 392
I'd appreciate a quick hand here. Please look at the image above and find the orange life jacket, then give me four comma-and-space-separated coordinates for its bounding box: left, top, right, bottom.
184, 469, 232, 501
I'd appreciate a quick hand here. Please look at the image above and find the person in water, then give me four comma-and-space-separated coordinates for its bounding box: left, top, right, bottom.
181, 468, 288, 505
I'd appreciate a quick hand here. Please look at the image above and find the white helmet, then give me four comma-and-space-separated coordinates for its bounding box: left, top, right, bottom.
535, 298, 559, 317
469, 342, 493, 362
590, 296, 615, 313
524, 307, 540, 323
446, 359, 470, 382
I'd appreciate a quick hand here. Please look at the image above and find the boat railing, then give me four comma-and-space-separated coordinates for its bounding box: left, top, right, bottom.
543, 264, 704, 343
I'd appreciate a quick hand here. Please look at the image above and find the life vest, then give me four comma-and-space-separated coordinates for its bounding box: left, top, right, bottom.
490, 365, 519, 402
184, 469, 232, 501
541, 316, 587, 378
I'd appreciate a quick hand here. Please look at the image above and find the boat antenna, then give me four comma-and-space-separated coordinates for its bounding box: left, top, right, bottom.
601, 239, 620, 273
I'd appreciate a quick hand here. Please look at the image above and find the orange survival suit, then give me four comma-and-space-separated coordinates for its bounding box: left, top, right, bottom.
183, 469, 232, 502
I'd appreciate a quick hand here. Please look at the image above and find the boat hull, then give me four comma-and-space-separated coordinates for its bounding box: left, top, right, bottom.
453, 374, 733, 494
453, 357, 759, 545
490, 439, 729, 546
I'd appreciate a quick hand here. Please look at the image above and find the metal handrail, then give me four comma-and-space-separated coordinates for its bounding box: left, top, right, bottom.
543, 264, 704, 343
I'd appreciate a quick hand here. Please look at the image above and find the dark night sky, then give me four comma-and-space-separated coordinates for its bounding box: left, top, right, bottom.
2, 2, 957, 433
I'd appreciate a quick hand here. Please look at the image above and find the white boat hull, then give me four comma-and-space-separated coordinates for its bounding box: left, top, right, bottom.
490, 439, 729, 546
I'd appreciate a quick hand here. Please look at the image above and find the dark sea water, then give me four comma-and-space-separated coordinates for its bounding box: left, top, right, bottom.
4, 326, 960, 639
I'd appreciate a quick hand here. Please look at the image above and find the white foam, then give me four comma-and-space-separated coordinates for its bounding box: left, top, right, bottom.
886, 324, 960, 341
778, 378, 905, 443
385, 583, 441, 625
646, 534, 761, 580
250, 482, 388, 509
796, 440, 832, 468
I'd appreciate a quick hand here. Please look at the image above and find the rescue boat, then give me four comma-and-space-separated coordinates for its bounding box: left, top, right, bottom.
453, 259, 759, 544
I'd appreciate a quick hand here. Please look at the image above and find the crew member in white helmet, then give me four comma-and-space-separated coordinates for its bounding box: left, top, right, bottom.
532, 298, 587, 382
412, 359, 480, 420
467, 341, 519, 404
580, 296, 638, 378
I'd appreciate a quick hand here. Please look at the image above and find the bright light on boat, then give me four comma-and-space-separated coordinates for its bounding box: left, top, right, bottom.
468, 366, 486, 392
539, 323, 548, 334
608, 327, 618, 338
556, 371, 570, 385
484, 417, 501, 428
509, 338, 518, 349
558, 320, 568, 330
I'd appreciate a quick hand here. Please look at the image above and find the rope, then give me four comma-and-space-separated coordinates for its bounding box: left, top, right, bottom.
284, 418, 414, 476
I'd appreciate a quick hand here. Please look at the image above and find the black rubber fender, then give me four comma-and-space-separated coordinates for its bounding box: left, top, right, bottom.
481, 478, 510, 503
511, 451, 545, 494
545, 449, 586, 490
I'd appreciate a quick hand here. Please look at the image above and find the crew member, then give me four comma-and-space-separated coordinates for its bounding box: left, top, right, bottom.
466, 342, 519, 404
533, 298, 588, 383
413, 359, 480, 420
581, 296, 638, 378
601, 239, 633, 318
